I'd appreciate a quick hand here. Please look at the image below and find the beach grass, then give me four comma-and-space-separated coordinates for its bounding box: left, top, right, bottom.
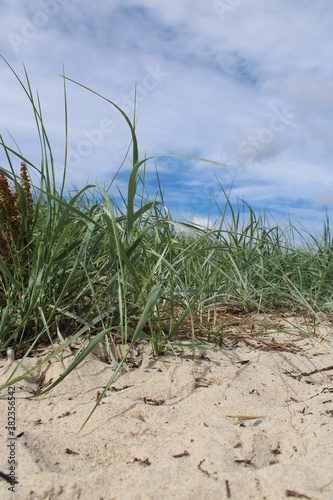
0, 59, 332, 428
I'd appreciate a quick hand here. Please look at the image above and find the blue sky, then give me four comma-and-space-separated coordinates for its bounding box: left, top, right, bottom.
0, 0, 333, 233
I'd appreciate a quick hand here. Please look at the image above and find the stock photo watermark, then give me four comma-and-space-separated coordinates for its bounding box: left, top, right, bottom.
0, 385, 19, 491
62, 64, 169, 170
7, 0, 70, 53
213, 0, 243, 21
216, 54, 238, 77
238, 105, 295, 161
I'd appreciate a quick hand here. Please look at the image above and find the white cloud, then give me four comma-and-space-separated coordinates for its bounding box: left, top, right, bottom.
0, 0, 332, 235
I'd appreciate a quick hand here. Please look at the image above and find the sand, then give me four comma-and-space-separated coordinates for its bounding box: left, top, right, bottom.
1, 317, 333, 499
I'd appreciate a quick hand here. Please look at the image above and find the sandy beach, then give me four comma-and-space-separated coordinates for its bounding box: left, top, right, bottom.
1, 316, 332, 499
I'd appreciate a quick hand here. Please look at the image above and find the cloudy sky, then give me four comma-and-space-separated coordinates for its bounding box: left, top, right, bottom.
0, 0, 332, 233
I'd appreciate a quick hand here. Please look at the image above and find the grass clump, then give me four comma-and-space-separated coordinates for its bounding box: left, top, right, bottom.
0, 59, 332, 429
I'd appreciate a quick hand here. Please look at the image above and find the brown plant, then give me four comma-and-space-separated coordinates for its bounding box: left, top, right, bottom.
0, 162, 34, 265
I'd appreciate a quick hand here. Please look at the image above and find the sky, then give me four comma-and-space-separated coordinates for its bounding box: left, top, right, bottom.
0, 0, 333, 235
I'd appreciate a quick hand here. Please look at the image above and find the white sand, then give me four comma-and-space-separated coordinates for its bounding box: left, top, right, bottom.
1, 327, 332, 499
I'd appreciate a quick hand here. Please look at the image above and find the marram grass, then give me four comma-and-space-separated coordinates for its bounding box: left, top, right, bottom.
0, 58, 332, 430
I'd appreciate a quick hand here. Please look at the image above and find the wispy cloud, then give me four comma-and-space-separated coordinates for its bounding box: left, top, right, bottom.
0, 0, 332, 232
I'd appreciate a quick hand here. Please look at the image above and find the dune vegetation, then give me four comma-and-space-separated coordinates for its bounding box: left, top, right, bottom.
1, 60, 332, 427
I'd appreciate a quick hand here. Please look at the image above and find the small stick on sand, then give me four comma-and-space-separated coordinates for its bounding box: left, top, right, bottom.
7, 348, 15, 367
225, 415, 266, 420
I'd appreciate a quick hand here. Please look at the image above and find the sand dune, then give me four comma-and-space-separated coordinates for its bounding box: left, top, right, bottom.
1, 329, 332, 499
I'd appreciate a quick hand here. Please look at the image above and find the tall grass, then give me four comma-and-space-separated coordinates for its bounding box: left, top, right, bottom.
0, 59, 332, 428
